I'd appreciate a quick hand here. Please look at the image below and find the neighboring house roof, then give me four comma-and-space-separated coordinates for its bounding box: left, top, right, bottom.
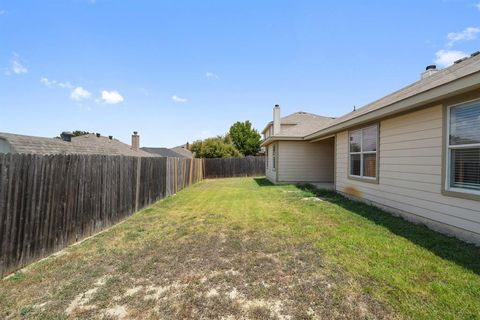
277, 112, 336, 137
141, 147, 187, 158
71, 134, 155, 157
261, 112, 336, 137
0, 132, 154, 157
171, 145, 194, 158
263, 51, 480, 145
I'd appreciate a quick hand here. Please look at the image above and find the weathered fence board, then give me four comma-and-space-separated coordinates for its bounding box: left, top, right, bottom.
0, 154, 203, 277
203, 156, 265, 179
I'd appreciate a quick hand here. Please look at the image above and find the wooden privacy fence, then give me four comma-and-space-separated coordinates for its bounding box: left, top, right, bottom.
0, 154, 203, 277
203, 156, 265, 179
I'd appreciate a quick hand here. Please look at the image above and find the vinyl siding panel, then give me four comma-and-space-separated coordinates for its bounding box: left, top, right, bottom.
278, 140, 334, 183
335, 104, 480, 243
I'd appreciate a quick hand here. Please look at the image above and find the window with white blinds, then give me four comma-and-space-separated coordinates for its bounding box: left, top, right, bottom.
447, 101, 480, 194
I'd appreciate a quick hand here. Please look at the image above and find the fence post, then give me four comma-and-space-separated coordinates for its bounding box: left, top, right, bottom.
134, 157, 141, 212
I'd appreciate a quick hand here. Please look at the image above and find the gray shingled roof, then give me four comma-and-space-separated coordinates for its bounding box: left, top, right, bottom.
275, 112, 336, 137
308, 52, 480, 134
171, 145, 194, 158
0, 132, 155, 157
141, 147, 187, 158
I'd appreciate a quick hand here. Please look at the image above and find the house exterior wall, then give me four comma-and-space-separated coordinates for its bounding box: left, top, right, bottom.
277, 140, 334, 183
335, 104, 480, 244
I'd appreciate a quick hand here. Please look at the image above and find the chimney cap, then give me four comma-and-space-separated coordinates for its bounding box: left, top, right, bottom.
60, 131, 73, 142
425, 65, 436, 71
133, 131, 138, 135
96, 133, 100, 138
108, 135, 113, 140
274, 104, 280, 107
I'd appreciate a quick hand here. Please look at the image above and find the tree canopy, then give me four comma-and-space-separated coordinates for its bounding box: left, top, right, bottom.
190, 136, 242, 158
228, 121, 261, 156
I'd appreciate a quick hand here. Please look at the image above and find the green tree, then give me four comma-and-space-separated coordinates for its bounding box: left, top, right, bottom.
191, 136, 241, 158
228, 121, 261, 156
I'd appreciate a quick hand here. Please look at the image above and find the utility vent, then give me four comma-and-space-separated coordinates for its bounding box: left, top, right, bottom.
61, 131, 73, 142
421, 65, 438, 79
454, 57, 468, 64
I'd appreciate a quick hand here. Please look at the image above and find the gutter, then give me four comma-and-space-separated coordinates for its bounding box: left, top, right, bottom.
261, 136, 303, 147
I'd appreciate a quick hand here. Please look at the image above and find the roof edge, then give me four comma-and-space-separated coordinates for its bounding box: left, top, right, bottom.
305, 70, 480, 140
261, 136, 304, 146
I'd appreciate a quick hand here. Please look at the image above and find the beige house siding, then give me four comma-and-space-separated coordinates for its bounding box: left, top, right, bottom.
277, 140, 334, 183
335, 104, 480, 244
266, 143, 277, 183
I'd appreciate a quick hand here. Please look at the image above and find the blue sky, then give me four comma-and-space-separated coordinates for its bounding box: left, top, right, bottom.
1, 0, 479, 147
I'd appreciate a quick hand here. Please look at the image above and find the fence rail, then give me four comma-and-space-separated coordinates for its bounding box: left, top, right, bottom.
0, 154, 203, 277
203, 156, 265, 179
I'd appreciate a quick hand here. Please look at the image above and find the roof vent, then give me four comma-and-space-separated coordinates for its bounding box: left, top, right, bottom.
96, 133, 100, 138
61, 131, 73, 142
454, 57, 468, 64
108, 135, 113, 140
421, 65, 438, 79
471, 51, 480, 57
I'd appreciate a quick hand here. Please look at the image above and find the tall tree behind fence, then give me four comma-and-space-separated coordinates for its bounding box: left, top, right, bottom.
0, 154, 204, 277
203, 156, 265, 179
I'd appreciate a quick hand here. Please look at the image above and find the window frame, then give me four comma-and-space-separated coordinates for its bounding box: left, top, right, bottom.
348, 124, 379, 183
265, 147, 268, 169
444, 100, 480, 197
272, 144, 276, 171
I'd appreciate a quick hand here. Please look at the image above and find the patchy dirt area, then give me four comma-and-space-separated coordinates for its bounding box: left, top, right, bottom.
28, 232, 391, 320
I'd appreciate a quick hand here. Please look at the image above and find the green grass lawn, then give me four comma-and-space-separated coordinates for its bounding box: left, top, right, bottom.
1, 178, 479, 319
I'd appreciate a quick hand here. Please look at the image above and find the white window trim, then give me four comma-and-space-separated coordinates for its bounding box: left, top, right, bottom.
265, 148, 268, 169
348, 125, 378, 181
445, 101, 480, 196
272, 144, 276, 171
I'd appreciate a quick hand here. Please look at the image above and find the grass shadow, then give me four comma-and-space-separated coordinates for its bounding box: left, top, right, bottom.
253, 177, 274, 187
297, 183, 480, 276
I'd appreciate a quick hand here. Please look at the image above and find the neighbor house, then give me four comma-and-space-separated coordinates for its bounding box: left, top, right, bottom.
262, 52, 480, 244
0, 131, 155, 157
142, 143, 194, 159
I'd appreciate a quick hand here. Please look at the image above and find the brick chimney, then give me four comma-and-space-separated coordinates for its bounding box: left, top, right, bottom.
131, 131, 140, 152
273, 104, 281, 135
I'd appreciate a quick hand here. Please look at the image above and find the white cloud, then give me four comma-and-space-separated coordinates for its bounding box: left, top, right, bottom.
172, 95, 188, 103
206, 72, 219, 79
7, 53, 28, 75
40, 77, 73, 89
447, 27, 480, 46
70, 86, 91, 101
101, 90, 124, 104
435, 49, 468, 67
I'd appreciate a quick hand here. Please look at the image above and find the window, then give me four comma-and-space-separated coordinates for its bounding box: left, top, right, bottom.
272, 144, 276, 170
266, 148, 269, 169
349, 125, 378, 179
447, 101, 480, 194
